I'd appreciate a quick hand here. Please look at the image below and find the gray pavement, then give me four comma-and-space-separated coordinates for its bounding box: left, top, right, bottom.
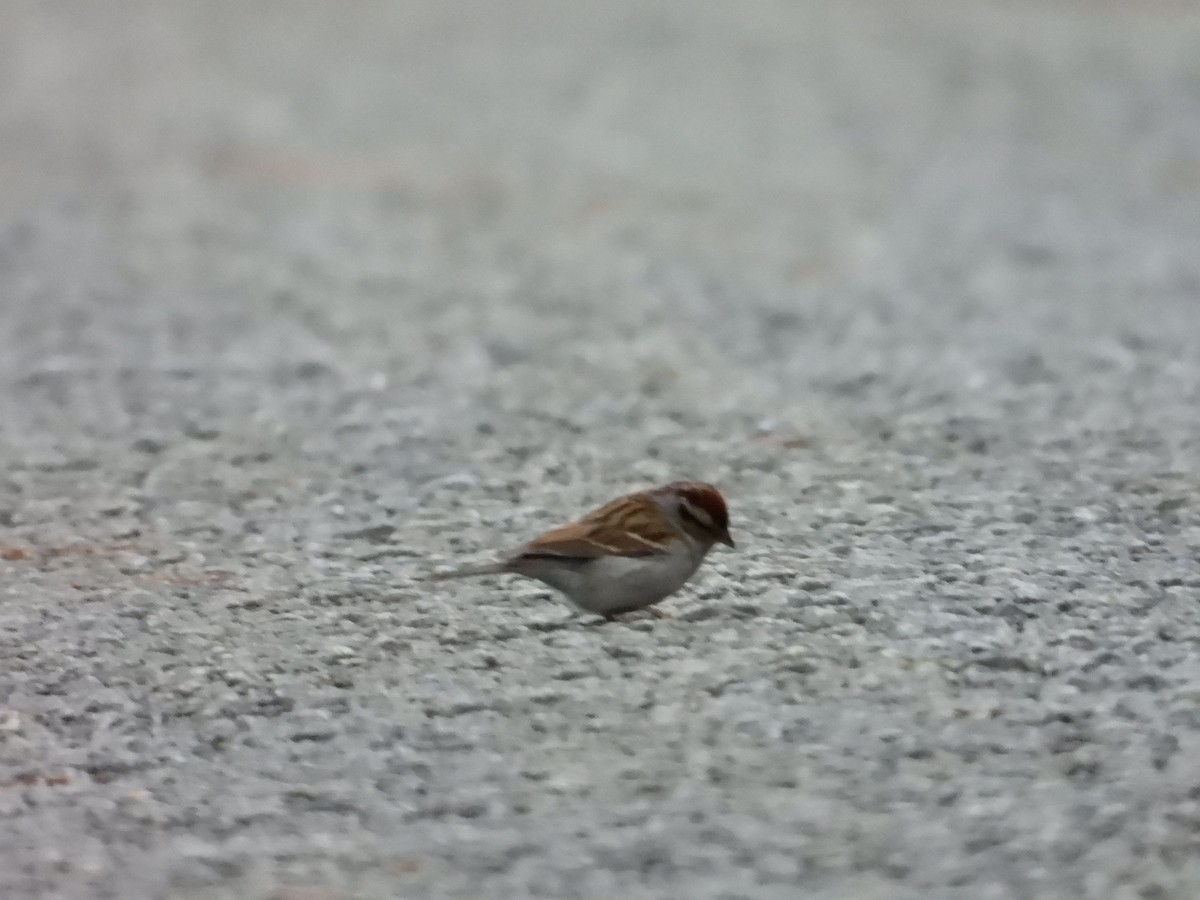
3, 2, 1200, 898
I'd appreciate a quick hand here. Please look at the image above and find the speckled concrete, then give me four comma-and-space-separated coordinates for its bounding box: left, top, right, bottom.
3, 2, 1200, 898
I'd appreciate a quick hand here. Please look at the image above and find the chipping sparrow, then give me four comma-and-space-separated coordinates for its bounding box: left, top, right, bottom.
430, 481, 735, 618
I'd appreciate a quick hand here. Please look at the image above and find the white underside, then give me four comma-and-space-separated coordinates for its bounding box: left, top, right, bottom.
510, 539, 706, 616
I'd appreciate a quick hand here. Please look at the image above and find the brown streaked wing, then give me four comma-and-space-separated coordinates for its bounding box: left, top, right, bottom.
516, 493, 675, 560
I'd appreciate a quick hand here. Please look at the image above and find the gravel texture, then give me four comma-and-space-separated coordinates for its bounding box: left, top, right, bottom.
3, 2, 1200, 898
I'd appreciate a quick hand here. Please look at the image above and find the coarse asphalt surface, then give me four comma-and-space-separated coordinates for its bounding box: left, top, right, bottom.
3, 2, 1200, 898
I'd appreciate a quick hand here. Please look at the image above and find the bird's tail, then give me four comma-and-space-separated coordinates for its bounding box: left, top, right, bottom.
426, 561, 508, 581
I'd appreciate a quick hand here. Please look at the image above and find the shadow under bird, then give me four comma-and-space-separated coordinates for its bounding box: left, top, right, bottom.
430, 481, 735, 619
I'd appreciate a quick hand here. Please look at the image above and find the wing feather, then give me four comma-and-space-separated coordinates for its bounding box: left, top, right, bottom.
514, 493, 675, 560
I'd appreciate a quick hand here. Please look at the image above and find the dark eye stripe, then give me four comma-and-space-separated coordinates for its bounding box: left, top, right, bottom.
679, 502, 712, 530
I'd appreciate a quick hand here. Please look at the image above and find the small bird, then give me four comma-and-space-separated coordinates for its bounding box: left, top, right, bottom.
430, 481, 735, 619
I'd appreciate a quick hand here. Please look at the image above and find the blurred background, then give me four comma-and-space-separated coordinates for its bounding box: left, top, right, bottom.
5, 0, 1197, 400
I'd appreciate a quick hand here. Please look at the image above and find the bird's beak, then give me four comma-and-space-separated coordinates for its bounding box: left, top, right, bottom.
719, 530, 735, 549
